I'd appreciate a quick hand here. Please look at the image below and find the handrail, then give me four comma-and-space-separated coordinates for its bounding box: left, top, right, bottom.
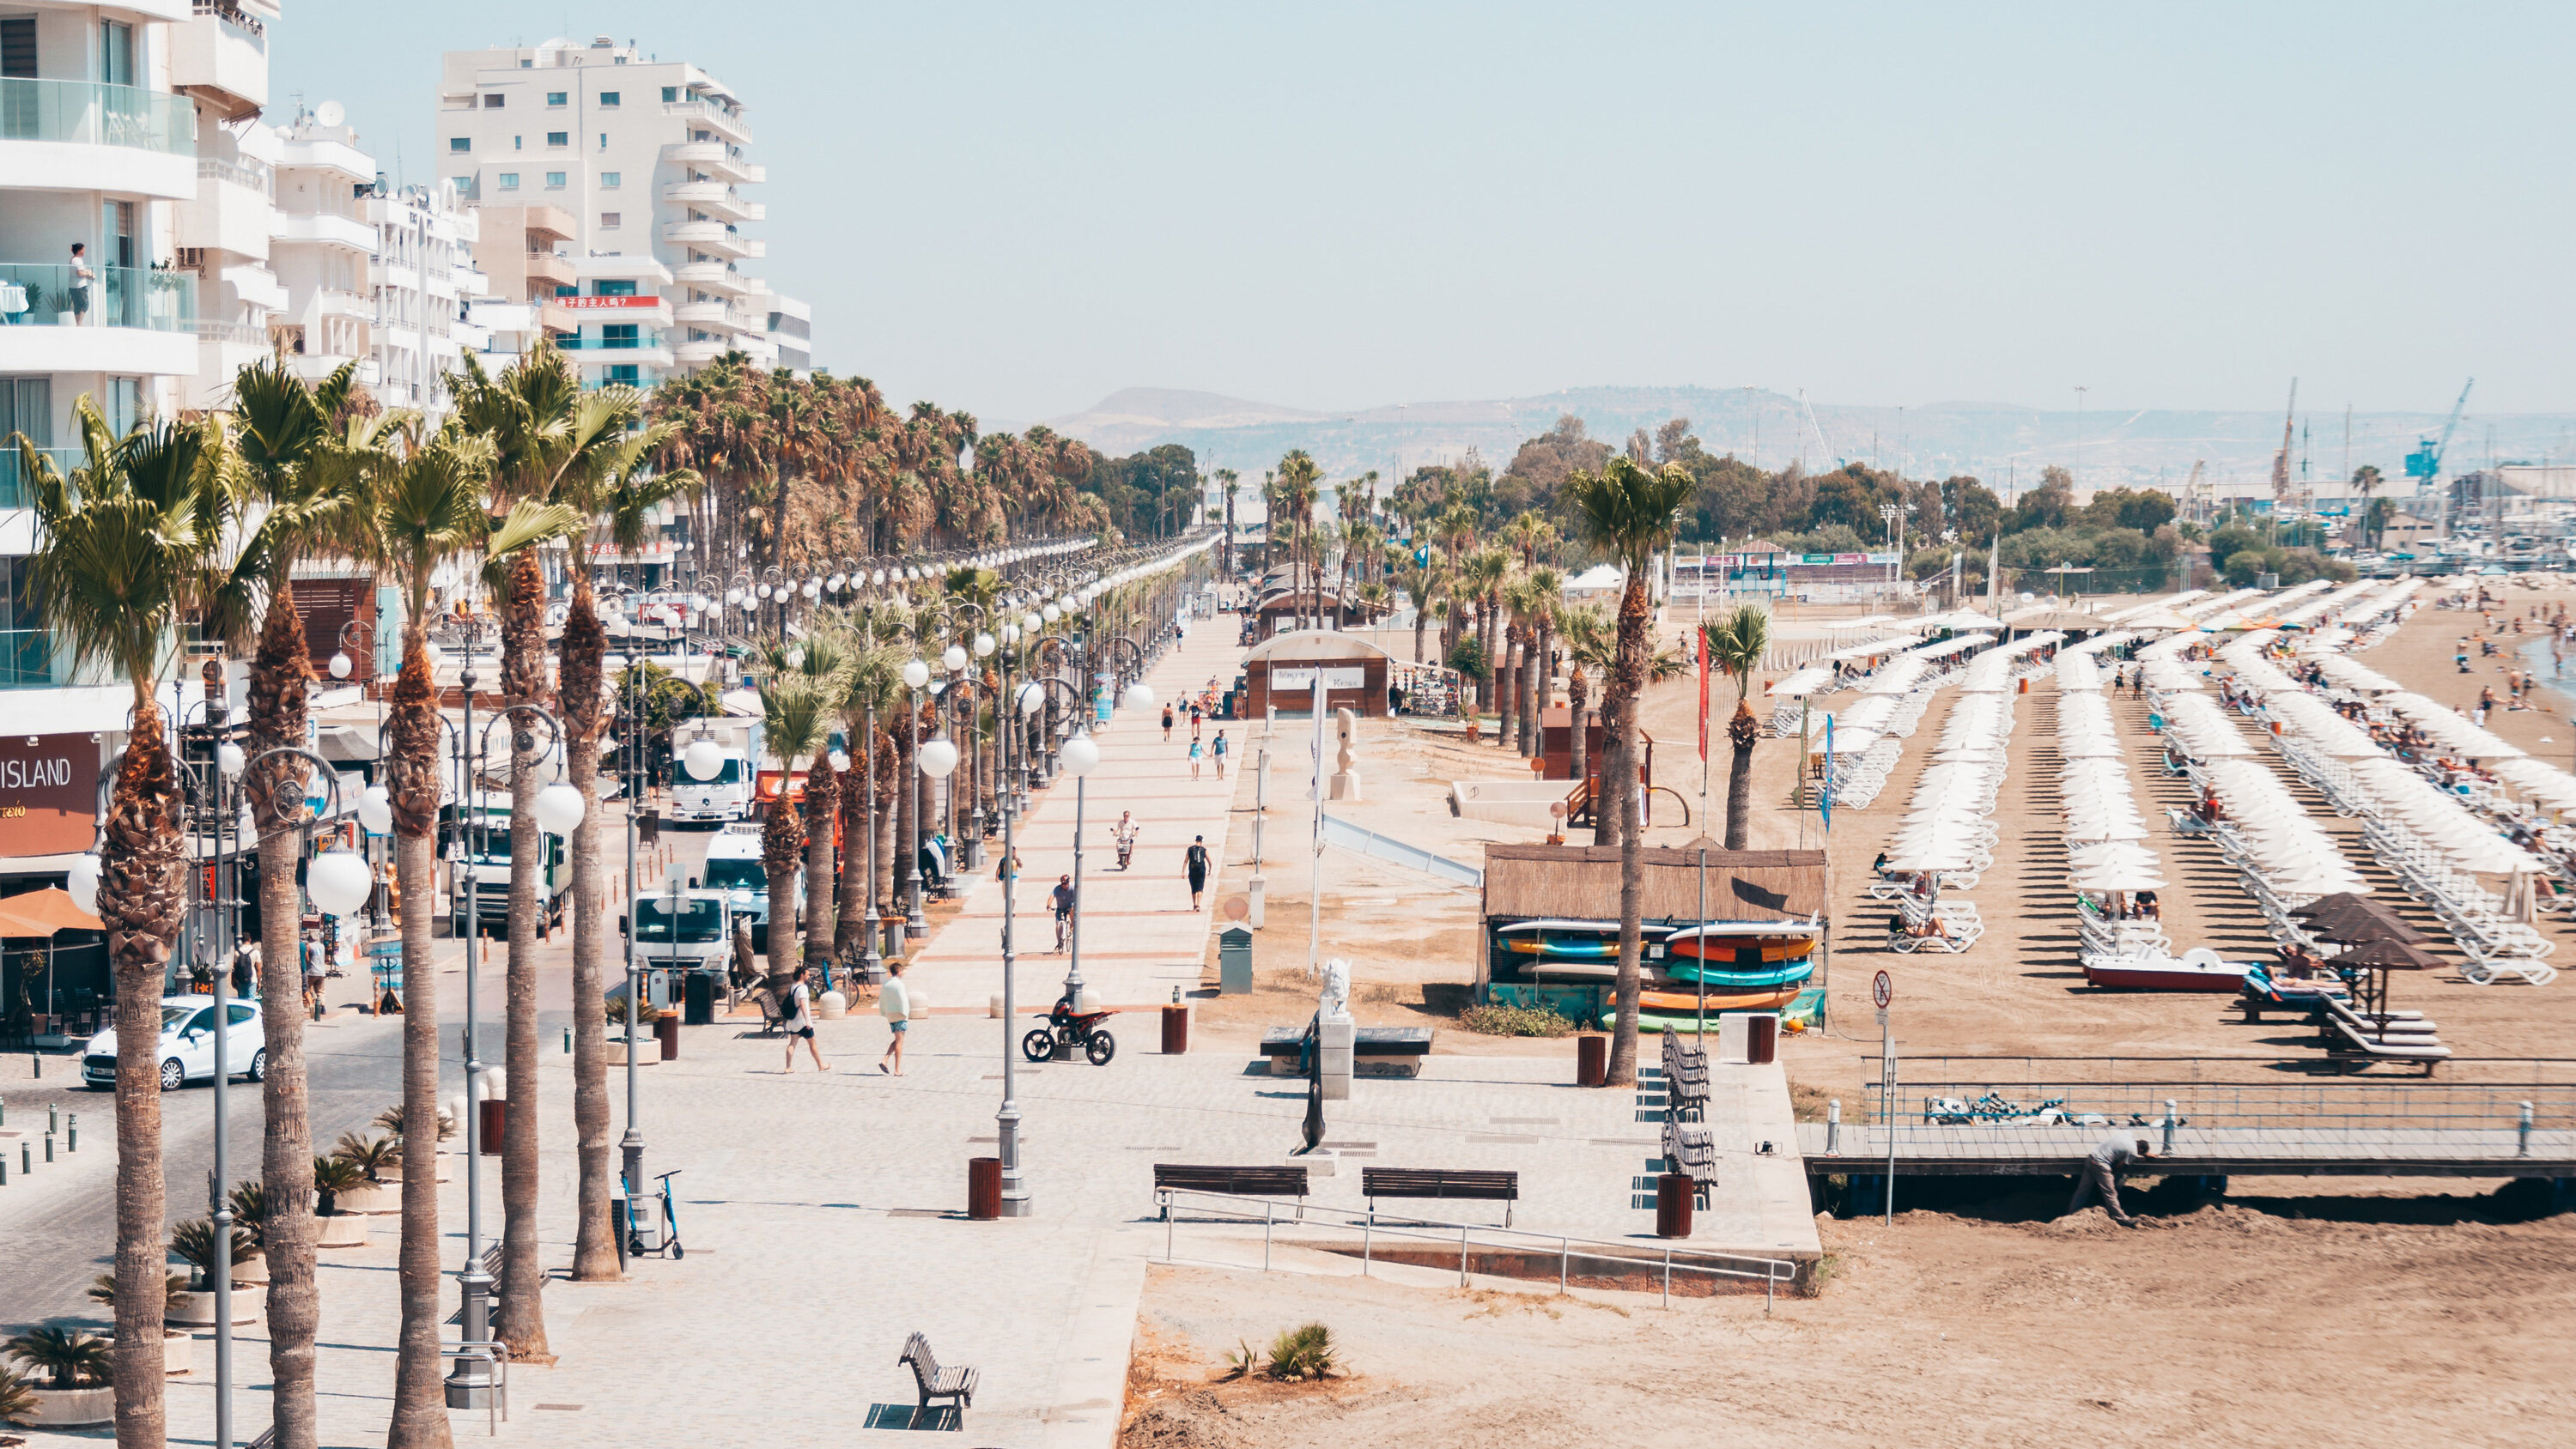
1151, 1187, 1795, 1312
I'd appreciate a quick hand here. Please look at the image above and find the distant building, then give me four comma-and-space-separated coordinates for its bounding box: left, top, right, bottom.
765, 292, 811, 372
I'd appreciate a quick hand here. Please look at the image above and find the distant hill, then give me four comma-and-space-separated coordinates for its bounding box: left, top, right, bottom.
1042, 384, 2576, 510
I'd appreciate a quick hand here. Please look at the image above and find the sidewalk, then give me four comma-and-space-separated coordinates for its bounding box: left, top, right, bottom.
910, 624, 1246, 1011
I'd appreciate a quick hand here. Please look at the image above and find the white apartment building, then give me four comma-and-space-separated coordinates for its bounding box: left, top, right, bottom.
434, 35, 790, 390
356, 177, 488, 417
766, 291, 810, 373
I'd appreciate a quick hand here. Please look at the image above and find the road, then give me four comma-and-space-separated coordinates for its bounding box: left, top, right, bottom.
0, 815, 719, 1325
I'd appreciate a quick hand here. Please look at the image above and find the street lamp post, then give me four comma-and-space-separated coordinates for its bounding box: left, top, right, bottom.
902, 655, 932, 932
176, 696, 245, 1449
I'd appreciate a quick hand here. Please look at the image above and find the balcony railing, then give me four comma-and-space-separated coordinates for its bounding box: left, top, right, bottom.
0, 263, 199, 331
0, 630, 58, 689
192, 318, 264, 345
0, 446, 82, 512
193, 0, 267, 35
197, 155, 273, 196
0, 76, 197, 155
554, 330, 665, 351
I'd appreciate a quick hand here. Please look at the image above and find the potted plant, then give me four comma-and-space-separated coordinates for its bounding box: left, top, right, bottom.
313, 1154, 374, 1245
606, 993, 664, 1064
373, 1103, 456, 1183
3, 1326, 113, 1427
165, 1218, 260, 1328
222, 1180, 270, 1285
329, 1132, 401, 1212
0, 1363, 36, 1426
88, 1275, 196, 1377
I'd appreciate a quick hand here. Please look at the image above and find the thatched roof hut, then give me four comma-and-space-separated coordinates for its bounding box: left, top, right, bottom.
1481, 843, 1826, 925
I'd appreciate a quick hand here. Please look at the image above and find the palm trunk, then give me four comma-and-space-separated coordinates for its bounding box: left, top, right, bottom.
246, 597, 321, 1449
1412, 599, 1428, 664
495, 552, 549, 1360
893, 712, 917, 934
558, 584, 618, 1282
1606, 573, 1651, 1089
763, 791, 803, 982
1592, 689, 1624, 849
106, 691, 181, 1449
802, 756, 837, 976
1523, 625, 1547, 757
835, 735, 867, 962
1567, 668, 1590, 787
384, 633, 452, 1449
1724, 701, 1759, 851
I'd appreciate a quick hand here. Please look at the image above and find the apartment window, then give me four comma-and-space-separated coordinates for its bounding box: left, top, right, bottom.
602, 324, 638, 348
545, 131, 568, 148
546, 91, 567, 106
448, 137, 470, 153
498, 173, 519, 191
483, 94, 505, 108
599, 212, 621, 230
599, 172, 621, 188
598, 132, 608, 150
607, 365, 640, 385
544, 171, 566, 189
660, 86, 678, 102
596, 279, 636, 296
513, 136, 522, 150
99, 21, 134, 85
598, 91, 620, 107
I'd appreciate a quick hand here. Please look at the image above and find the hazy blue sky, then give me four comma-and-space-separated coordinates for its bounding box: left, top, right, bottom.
276, 3, 2575, 425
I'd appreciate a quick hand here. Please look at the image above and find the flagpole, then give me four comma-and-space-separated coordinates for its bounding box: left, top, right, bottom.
1696, 622, 1710, 1038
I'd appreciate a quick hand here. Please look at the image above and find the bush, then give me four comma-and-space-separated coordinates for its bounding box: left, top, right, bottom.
1460, 1003, 1576, 1038
372, 1103, 458, 1143
168, 1217, 258, 1282
1446, 634, 1489, 682
605, 993, 664, 1027
88, 1271, 188, 1318
4, 1325, 111, 1391
1266, 1322, 1339, 1380
332, 1131, 399, 1181
0, 1362, 34, 1421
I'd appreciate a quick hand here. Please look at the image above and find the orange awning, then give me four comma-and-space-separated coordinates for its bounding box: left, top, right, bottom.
0, 887, 104, 937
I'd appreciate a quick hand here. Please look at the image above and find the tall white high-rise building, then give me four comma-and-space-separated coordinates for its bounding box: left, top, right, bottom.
434, 35, 801, 389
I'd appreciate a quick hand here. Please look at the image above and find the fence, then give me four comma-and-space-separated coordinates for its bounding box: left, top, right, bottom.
1849, 1055, 2576, 1135
1152, 1188, 1797, 1309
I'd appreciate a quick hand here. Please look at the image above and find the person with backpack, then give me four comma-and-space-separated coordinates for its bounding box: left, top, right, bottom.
777, 972, 829, 1073
1184, 834, 1211, 911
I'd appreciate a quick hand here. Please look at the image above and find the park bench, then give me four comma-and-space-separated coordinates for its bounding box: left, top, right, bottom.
751, 987, 791, 1036
1361, 1167, 1520, 1226
1660, 1115, 1716, 1191
1152, 1163, 1309, 1219
1258, 1026, 1433, 1077
898, 1331, 977, 1428
1660, 1029, 1710, 1119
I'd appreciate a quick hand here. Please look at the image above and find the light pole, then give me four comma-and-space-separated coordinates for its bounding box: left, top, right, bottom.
901, 654, 932, 932
1879, 501, 1901, 595
175, 696, 244, 1449
1054, 711, 1099, 1010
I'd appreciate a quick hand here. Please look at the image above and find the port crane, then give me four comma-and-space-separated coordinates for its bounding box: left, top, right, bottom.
2409, 379, 2474, 535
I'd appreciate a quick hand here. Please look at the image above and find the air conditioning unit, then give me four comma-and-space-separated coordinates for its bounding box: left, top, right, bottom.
175, 248, 208, 275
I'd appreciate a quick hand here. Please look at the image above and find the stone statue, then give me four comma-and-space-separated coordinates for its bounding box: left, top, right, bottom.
1318, 955, 1352, 1023
1328, 706, 1361, 800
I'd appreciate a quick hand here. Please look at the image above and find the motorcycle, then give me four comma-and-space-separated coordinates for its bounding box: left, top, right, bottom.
1115, 835, 1135, 870
1023, 995, 1117, 1066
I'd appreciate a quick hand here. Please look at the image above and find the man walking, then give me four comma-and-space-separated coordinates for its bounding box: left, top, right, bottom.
1184, 834, 1210, 912
1212, 729, 1230, 779
2067, 1131, 2155, 1227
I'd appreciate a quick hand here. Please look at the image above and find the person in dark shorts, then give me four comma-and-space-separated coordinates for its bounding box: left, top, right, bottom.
777, 972, 828, 1073
1184, 834, 1210, 911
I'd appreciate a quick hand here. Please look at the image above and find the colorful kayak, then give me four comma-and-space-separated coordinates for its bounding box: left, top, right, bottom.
1637, 984, 1805, 1013
1662, 919, 1824, 964
1664, 956, 1817, 991
1496, 919, 1650, 960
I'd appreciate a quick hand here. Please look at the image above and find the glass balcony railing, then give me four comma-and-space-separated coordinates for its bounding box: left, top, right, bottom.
0, 630, 58, 690
0, 76, 197, 155
0, 446, 79, 511
0, 264, 198, 331
555, 330, 665, 351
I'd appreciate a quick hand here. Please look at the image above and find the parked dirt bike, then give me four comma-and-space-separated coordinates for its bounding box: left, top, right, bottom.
1022, 995, 1117, 1065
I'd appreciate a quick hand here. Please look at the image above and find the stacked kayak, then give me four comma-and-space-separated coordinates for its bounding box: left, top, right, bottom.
1494, 919, 1662, 980
1645, 920, 1821, 1009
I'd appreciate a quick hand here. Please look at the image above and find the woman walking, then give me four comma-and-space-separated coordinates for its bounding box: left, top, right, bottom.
878, 959, 912, 1076
1188, 736, 1203, 780
777, 972, 829, 1073
1161, 704, 1175, 742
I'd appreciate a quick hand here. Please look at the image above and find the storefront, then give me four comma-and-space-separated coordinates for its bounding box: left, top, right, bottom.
0, 731, 107, 1046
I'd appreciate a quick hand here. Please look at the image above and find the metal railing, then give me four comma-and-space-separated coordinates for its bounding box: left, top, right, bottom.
197, 155, 273, 195
1152, 1188, 1796, 1311
0, 76, 196, 154
0, 263, 197, 331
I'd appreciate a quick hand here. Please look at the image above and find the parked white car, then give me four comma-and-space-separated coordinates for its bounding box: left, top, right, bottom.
82, 996, 267, 1092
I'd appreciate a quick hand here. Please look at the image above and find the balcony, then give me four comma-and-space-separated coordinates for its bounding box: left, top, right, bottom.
284, 351, 377, 388
177, 162, 274, 260
517, 204, 578, 244
662, 181, 758, 223
671, 261, 752, 298
315, 288, 373, 323
671, 336, 726, 368
0, 76, 197, 198
0, 264, 200, 378
556, 294, 672, 328
662, 141, 759, 185
664, 99, 751, 144
672, 300, 730, 327
171, 3, 270, 120
525, 252, 578, 291
555, 329, 664, 351
661, 221, 750, 259
272, 210, 375, 253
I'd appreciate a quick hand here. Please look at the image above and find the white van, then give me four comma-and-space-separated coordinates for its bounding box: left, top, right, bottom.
667, 719, 762, 826
623, 887, 736, 975
699, 821, 787, 950
445, 791, 570, 937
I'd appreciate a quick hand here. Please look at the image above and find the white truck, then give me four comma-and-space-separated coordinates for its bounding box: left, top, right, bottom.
623, 886, 738, 984
444, 791, 570, 937
699, 820, 789, 952
667, 718, 762, 827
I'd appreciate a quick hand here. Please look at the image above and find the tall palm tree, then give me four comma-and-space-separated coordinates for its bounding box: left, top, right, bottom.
550, 419, 696, 1282
1564, 456, 1696, 1089
767, 635, 852, 979
1498, 572, 1536, 753
1218, 469, 1241, 575
1275, 452, 1321, 629
1704, 604, 1771, 850
1558, 603, 1611, 813
757, 675, 830, 983
827, 609, 906, 969
1458, 548, 1510, 728
1393, 557, 1444, 664
1524, 566, 1564, 760
206, 357, 382, 1449
21, 401, 222, 1449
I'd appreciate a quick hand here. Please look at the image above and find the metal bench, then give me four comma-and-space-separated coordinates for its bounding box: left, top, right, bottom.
1659, 1029, 1710, 1119
898, 1331, 977, 1428
1361, 1167, 1520, 1226
1151, 1163, 1309, 1219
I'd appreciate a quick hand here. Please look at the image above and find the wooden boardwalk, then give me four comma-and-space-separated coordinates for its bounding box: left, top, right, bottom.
1795, 1122, 2576, 1179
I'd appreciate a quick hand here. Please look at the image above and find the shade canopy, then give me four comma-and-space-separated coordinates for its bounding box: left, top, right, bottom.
2327, 938, 2447, 971
0, 887, 104, 937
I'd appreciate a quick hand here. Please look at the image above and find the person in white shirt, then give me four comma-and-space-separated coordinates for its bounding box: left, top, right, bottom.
777, 973, 828, 1073
878, 959, 912, 1076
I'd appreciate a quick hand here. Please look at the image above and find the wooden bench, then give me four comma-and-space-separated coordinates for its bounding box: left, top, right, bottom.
1152, 1163, 1309, 1221
1361, 1167, 1520, 1226
1258, 1026, 1433, 1076
897, 1331, 977, 1427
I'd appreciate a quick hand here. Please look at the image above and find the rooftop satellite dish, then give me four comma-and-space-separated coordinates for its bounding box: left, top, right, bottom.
313, 100, 345, 127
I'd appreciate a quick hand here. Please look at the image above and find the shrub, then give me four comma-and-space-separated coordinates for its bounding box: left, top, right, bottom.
88, 1271, 188, 1318
1460, 1003, 1576, 1038
332, 1131, 399, 1181
312, 1154, 368, 1215
226, 1180, 268, 1250
0, 1363, 34, 1421
168, 1217, 258, 1283
4, 1325, 111, 1391
373, 1103, 458, 1143
1446, 634, 1489, 682
1265, 1322, 1339, 1380
605, 993, 664, 1027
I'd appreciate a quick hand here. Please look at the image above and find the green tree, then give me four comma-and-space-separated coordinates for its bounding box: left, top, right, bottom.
1704, 606, 1771, 850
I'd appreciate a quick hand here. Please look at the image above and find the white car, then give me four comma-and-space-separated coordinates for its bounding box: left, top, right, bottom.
82, 996, 267, 1093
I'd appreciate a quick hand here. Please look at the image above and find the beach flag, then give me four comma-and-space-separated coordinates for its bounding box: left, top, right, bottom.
1697, 626, 1710, 761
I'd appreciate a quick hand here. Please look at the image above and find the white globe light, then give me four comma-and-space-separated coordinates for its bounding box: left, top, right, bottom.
683, 737, 726, 781
66, 852, 100, 915
1060, 731, 1101, 777
902, 658, 931, 689
1001, 624, 1021, 646
217, 743, 246, 778
873, 569, 887, 585
535, 779, 586, 833
973, 632, 995, 658
726, 588, 744, 605
1022, 612, 1042, 633
1042, 603, 1060, 623
828, 573, 848, 591
917, 737, 960, 779
358, 784, 393, 834
756, 583, 774, 600
329, 651, 353, 679
307, 849, 372, 917
1123, 682, 1155, 712
803, 579, 822, 599
828, 749, 850, 772
691, 595, 710, 612
737, 595, 756, 611
1018, 682, 1045, 716
942, 644, 968, 672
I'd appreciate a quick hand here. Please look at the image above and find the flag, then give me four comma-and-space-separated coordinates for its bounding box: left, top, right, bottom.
1820, 714, 1833, 831
1696, 625, 1710, 761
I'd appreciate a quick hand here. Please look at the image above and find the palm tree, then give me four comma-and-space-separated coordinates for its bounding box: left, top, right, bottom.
1704, 605, 1771, 850
207, 357, 382, 1449
767, 635, 852, 980
1218, 469, 1241, 575
1275, 452, 1321, 628
757, 675, 830, 984
1458, 548, 1510, 730
1558, 603, 1611, 811
1523, 566, 1564, 760
827, 609, 906, 970
1564, 456, 1697, 1089
549, 415, 696, 1282
2350, 464, 2385, 549
1498, 572, 1536, 753
21, 400, 222, 1449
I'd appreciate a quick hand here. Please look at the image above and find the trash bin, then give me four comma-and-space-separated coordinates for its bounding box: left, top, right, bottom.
478, 1098, 506, 1156
1218, 927, 1253, 995
655, 1014, 680, 1061
967, 1156, 1002, 1220
1747, 1012, 1778, 1065
1656, 1173, 1694, 1239
1161, 1003, 1189, 1055
1577, 1033, 1608, 1088
683, 970, 715, 1026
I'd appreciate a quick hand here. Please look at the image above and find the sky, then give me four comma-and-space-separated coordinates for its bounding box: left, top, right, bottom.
276, 3, 2576, 427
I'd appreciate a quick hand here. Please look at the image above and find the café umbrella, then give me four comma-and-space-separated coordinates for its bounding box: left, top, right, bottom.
2326, 937, 2448, 1018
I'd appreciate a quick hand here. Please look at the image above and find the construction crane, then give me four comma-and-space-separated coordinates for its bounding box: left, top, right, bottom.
2405, 379, 2473, 539
2269, 379, 2299, 512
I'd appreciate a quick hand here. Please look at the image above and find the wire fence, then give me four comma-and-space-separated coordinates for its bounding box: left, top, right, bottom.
1852, 1072, 2576, 1135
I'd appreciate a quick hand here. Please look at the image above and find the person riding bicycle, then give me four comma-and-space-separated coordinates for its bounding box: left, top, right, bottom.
1049, 873, 1076, 951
